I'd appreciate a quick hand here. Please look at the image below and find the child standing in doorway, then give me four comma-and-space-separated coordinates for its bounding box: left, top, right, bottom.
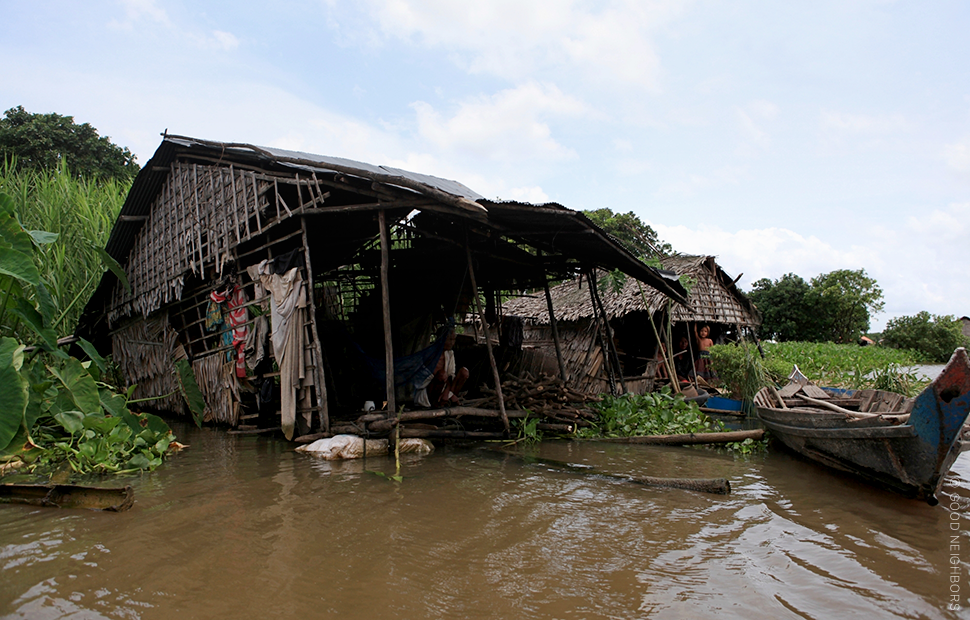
694, 323, 715, 380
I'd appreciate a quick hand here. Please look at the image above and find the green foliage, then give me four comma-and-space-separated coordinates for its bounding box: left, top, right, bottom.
810, 269, 884, 343
0, 191, 179, 479
881, 312, 969, 363
579, 391, 724, 438
175, 358, 206, 428
0, 162, 127, 337
0, 337, 176, 475
0, 106, 139, 182
708, 341, 768, 401
749, 273, 819, 341
582, 208, 672, 259
510, 410, 543, 445
749, 269, 884, 344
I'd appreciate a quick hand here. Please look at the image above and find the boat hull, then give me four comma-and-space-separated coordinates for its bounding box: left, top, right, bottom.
758, 348, 970, 505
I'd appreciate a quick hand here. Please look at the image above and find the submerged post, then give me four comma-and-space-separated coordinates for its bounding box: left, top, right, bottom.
465, 228, 509, 435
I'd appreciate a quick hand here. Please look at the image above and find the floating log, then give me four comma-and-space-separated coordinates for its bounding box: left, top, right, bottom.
698, 406, 747, 417
496, 451, 731, 496
594, 429, 764, 445
399, 429, 507, 439
0, 484, 135, 512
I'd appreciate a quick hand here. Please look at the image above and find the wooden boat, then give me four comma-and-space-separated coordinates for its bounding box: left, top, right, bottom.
757, 348, 970, 505
0, 483, 135, 512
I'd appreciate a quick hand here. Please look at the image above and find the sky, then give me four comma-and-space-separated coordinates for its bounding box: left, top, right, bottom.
2, 0, 968, 331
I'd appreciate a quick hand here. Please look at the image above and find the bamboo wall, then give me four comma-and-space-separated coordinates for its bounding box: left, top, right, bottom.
111, 312, 187, 417
516, 320, 657, 395
106, 161, 331, 431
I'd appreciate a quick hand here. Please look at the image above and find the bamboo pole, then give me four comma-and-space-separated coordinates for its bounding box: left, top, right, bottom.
190, 164, 205, 272
378, 210, 397, 423
250, 172, 262, 233
585, 270, 619, 395
465, 228, 509, 435
301, 216, 330, 434
542, 265, 568, 384
589, 270, 627, 394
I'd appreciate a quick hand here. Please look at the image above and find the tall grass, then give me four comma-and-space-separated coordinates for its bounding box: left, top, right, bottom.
0, 160, 128, 337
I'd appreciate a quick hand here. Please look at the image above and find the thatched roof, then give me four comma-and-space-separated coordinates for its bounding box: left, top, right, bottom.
503, 255, 761, 328
78, 135, 689, 336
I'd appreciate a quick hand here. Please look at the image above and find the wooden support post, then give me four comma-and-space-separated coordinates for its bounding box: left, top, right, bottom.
592, 276, 627, 395
586, 270, 620, 396
465, 229, 509, 435
301, 216, 330, 434
543, 275, 568, 384
378, 210, 396, 421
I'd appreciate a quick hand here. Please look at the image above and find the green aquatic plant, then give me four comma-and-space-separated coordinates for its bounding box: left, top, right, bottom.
0, 190, 182, 479
509, 410, 543, 445
579, 390, 723, 438
577, 389, 768, 454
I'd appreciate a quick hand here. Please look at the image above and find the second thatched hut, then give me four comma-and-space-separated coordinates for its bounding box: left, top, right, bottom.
499, 255, 761, 395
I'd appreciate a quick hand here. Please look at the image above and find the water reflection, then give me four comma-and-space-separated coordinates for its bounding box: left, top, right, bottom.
2, 423, 968, 619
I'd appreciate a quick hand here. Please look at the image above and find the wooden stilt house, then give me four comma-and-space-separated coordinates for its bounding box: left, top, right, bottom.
499, 255, 761, 395
77, 135, 687, 440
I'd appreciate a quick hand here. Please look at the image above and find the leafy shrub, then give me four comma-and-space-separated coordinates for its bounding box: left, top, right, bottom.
881, 312, 969, 363
708, 341, 768, 401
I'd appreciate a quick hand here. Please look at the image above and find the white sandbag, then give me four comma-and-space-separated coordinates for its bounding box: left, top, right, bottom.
398, 438, 435, 455
295, 435, 433, 460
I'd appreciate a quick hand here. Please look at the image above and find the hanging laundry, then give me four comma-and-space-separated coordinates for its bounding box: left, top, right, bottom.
205, 289, 228, 331
247, 260, 307, 440
225, 285, 249, 378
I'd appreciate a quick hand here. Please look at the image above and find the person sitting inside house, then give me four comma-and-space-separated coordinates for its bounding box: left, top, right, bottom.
694, 323, 715, 380
426, 328, 469, 407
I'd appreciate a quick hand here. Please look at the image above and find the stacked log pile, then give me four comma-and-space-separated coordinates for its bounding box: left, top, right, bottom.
465, 371, 600, 428
313, 372, 600, 441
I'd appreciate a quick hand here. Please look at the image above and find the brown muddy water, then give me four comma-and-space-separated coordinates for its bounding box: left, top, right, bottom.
2, 422, 969, 620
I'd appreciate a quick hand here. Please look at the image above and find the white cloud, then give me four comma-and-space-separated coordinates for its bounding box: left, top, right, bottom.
411, 82, 586, 162
651, 202, 970, 332
944, 140, 970, 174
819, 109, 908, 134
736, 99, 778, 153
506, 186, 551, 203
211, 30, 240, 51
109, 0, 170, 30
359, 0, 684, 90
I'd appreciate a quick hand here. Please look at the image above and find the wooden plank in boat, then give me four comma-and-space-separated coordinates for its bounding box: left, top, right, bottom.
778, 383, 804, 398
801, 384, 830, 399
